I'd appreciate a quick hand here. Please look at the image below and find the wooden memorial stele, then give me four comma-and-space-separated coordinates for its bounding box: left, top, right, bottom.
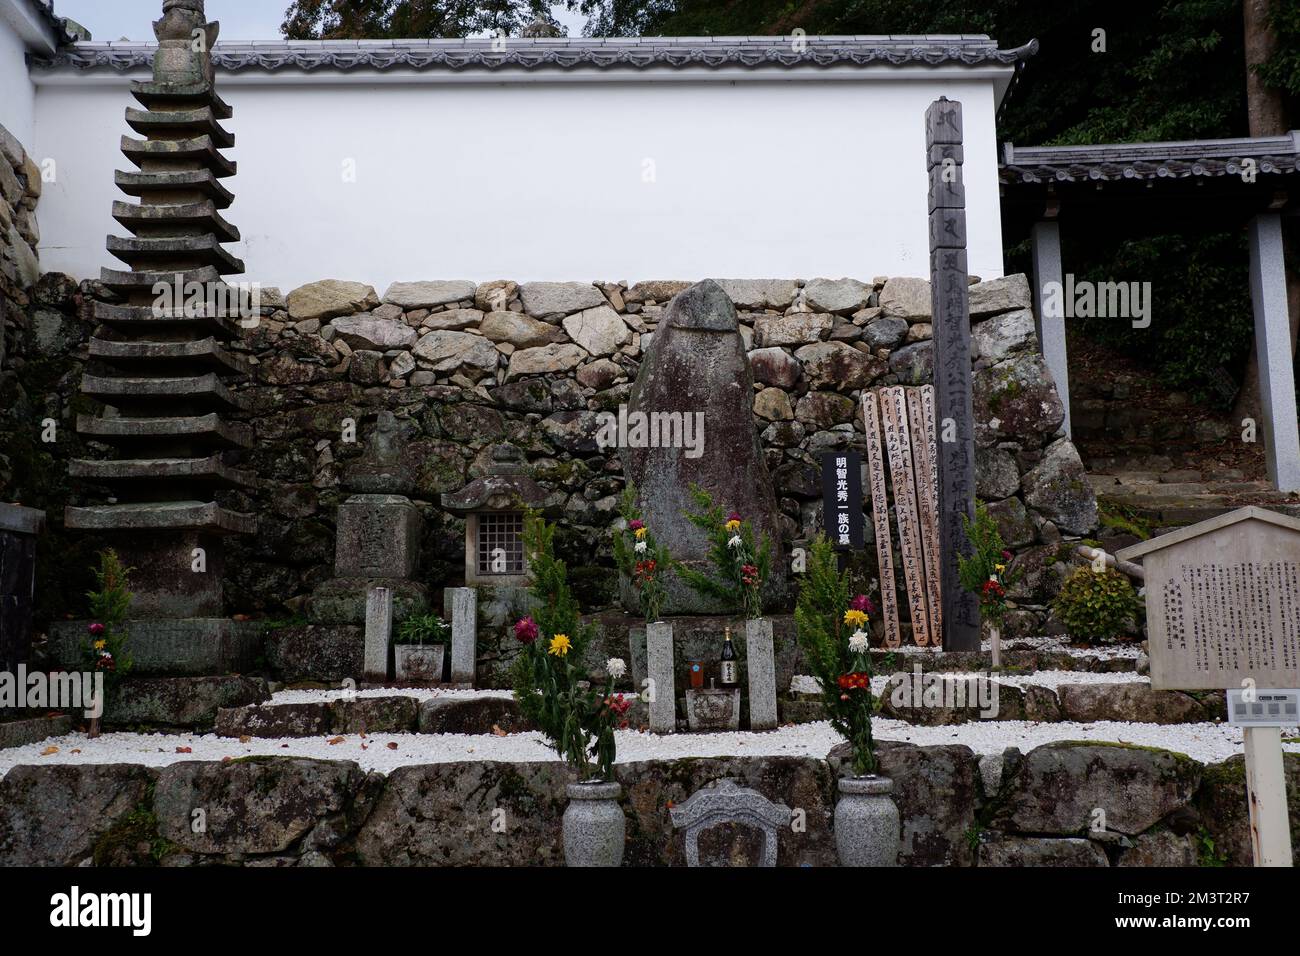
1119, 507, 1300, 867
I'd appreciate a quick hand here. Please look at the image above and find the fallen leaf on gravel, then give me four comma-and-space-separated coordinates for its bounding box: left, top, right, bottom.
70, 748, 81, 754
327, 736, 345, 745
175, 746, 192, 753
239, 735, 250, 743
221, 756, 233, 763
40, 746, 58, 756
491, 724, 507, 737
386, 742, 398, 750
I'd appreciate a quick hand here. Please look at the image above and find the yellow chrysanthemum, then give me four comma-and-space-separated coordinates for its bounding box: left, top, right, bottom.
843, 609, 868, 628
724, 519, 741, 532
634, 527, 647, 539
548, 634, 572, 657
994, 563, 1006, 573
93, 639, 107, 650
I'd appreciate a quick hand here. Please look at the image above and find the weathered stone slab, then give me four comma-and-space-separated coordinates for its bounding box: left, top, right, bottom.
382, 280, 475, 309
447, 586, 477, 684
155, 757, 374, 855
745, 617, 777, 731
998, 741, 1201, 836
48, 617, 262, 677
480, 310, 563, 348
364, 586, 393, 683
978, 836, 1109, 867
623, 279, 787, 614
265, 623, 363, 682
287, 279, 379, 321
968, 273, 1032, 317
506, 342, 587, 378
335, 494, 420, 579
412, 329, 499, 373
646, 620, 676, 733
417, 695, 529, 734
519, 281, 605, 317
107, 675, 270, 728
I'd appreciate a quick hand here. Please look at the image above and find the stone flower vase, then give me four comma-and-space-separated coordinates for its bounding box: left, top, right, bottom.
834, 776, 900, 867
563, 781, 625, 867
395, 643, 444, 682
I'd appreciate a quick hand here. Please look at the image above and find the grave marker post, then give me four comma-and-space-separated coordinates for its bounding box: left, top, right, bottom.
925, 97, 980, 650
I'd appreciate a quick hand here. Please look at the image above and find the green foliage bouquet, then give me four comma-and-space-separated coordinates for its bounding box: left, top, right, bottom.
795, 536, 878, 776
395, 613, 450, 645
957, 500, 1018, 625
678, 485, 772, 619
511, 514, 630, 780
611, 485, 673, 623
83, 550, 134, 737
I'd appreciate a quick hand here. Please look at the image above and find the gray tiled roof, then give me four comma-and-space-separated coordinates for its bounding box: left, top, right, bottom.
1000, 133, 1300, 183
33, 35, 1037, 74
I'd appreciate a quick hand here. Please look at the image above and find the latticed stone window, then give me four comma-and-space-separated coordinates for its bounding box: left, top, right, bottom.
476, 512, 525, 575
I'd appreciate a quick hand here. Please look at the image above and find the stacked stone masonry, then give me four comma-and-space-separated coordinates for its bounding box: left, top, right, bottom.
15, 271, 1097, 676
0, 123, 43, 370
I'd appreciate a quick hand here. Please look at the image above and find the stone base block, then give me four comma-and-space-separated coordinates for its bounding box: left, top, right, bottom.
49, 617, 263, 676
335, 494, 420, 578
417, 695, 530, 735
110, 532, 228, 618
106, 675, 269, 729
309, 577, 427, 626
265, 623, 362, 683
0, 714, 74, 749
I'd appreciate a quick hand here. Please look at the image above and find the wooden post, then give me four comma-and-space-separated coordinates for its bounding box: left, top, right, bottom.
925, 97, 980, 651
1243, 725, 1294, 866
861, 392, 901, 648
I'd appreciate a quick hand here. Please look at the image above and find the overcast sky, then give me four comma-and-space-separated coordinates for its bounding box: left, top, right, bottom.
52, 0, 587, 42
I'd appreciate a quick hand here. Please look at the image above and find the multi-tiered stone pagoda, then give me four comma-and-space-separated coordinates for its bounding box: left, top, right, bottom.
61, 0, 261, 692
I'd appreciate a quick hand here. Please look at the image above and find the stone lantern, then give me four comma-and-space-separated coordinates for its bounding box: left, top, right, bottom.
441, 444, 548, 586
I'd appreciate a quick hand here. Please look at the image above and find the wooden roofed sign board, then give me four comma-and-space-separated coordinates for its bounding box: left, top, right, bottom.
1118, 507, 1300, 867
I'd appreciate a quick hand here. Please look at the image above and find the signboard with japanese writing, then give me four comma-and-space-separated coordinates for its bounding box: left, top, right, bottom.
821, 450, 863, 551
1117, 507, 1300, 690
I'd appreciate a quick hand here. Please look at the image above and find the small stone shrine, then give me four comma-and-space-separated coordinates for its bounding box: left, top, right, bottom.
310, 411, 428, 627
669, 778, 791, 867
441, 442, 548, 587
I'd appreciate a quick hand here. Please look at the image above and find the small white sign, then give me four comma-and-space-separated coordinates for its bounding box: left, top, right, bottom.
1226, 689, 1300, 728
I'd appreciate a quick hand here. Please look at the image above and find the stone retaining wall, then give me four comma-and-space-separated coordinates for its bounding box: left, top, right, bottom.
5, 271, 1098, 641
0, 743, 1291, 867
0, 122, 42, 364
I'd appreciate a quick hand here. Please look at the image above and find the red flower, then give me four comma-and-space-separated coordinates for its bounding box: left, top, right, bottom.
981, 579, 1005, 599
1001, 550, 1012, 561
634, 559, 657, 583
514, 616, 539, 644
837, 671, 870, 691
740, 563, 759, 586
727, 511, 742, 524
850, 594, 876, 615
88, 622, 105, 636
628, 519, 645, 531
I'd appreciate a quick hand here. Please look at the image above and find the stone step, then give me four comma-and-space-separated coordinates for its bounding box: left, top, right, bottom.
1102, 495, 1300, 527
784, 678, 1227, 727
114, 168, 234, 208
215, 694, 533, 738
69, 454, 257, 489
866, 647, 1138, 674
89, 335, 250, 376
111, 200, 239, 243
80, 372, 249, 412
63, 500, 256, 535
91, 299, 245, 339
76, 412, 253, 449
131, 81, 232, 119
106, 234, 244, 274
0, 714, 74, 750
125, 106, 234, 147
119, 134, 236, 177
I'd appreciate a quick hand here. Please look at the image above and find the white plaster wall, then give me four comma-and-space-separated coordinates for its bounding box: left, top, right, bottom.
0, 14, 37, 151
32, 71, 1006, 289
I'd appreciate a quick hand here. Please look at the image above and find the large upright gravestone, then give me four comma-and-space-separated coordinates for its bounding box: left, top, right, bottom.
622, 279, 787, 614
54, 0, 263, 686
926, 97, 980, 651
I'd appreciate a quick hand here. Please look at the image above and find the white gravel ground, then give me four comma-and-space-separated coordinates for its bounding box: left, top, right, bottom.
890, 634, 1143, 660
3, 717, 1294, 777
269, 686, 514, 705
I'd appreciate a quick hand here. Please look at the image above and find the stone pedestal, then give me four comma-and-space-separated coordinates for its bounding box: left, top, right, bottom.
0, 504, 43, 676
446, 586, 477, 685
112, 531, 226, 618
745, 617, 777, 731
336, 495, 420, 579
364, 586, 393, 683
646, 620, 675, 733
685, 687, 740, 732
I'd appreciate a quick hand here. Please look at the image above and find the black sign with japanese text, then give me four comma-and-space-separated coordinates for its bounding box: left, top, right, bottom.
821, 450, 864, 551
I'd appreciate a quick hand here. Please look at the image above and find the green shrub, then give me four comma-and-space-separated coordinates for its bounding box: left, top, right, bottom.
1052, 567, 1144, 641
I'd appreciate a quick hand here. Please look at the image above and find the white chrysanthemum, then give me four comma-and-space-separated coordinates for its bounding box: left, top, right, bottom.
727, 535, 743, 549
848, 630, 869, 653
634, 540, 647, 553
606, 657, 627, 679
